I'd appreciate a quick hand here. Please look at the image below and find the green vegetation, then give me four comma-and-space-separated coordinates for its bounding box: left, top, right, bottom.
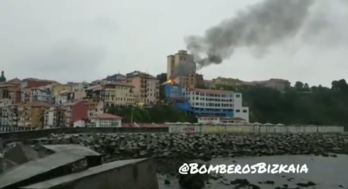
219, 79, 348, 125
107, 105, 196, 123
108, 78, 348, 126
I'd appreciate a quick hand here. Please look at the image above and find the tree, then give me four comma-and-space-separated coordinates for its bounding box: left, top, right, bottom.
107, 104, 196, 123
109, 79, 348, 128
295, 81, 304, 90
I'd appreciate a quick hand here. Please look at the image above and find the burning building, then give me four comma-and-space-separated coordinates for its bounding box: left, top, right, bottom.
159, 80, 191, 112
167, 50, 196, 89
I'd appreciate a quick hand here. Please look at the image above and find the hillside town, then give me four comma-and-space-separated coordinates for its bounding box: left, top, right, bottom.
0, 50, 291, 128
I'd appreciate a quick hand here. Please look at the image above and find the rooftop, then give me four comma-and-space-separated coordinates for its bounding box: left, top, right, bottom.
188, 88, 226, 95
126, 71, 156, 79
0, 84, 18, 88
95, 113, 122, 120
40, 145, 100, 157
61, 101, 83, 107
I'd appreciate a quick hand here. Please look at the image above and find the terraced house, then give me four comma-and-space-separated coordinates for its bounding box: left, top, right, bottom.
85, 82, 135, 107
14, 102, 50, 127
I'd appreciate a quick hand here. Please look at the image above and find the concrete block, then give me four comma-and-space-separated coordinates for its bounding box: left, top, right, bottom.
4, 142, 39, 165
38, 144, 103, 167
0, 154, 17, 174
0, 153, 87, 189
20, 158, 159, 189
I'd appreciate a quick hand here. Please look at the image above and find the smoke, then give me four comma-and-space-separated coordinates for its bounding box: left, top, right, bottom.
171, 53, 196, 79
185, 0, 331, 69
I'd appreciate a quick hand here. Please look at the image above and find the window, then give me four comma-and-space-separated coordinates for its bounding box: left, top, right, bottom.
236, 109, 240, 113
235, 94, 240, 98
243, 109, 247, 113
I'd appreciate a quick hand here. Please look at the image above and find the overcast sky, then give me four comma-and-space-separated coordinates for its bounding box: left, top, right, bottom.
0, 0, 347, 86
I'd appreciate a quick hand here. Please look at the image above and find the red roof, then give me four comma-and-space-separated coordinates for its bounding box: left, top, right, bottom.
122, 123, 136, 127
96, 113, 122, 119
121, 123, 168, 127
137, 123, 156, 128
0, 84, 17, 88
155, 124, 168, 127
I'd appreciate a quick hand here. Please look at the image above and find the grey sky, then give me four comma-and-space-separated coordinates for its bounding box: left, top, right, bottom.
0, 0, 347, 86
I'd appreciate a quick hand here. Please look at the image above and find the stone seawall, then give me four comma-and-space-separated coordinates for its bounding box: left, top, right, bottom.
0, 127, 168, 140
0, 124, 345, 141
28, 132, 348, 176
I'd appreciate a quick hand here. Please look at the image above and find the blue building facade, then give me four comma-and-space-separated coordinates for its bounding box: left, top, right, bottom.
162, 83, 191, 111
161, 83, 249, 121
163, 83, 183, 98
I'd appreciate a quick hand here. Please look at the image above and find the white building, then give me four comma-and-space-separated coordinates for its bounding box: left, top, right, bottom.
183, 88, 249, 122
55, 90, 74, 104
30, 88, 51, 102
90, 113, 122, 127
197, 116, 247, 124
73, 120, 86, 127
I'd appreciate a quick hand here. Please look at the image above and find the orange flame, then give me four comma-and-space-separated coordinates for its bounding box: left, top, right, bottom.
167, 79, 174, 85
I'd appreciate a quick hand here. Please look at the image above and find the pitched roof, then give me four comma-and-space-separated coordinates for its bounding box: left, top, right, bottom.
6, 78, 21, 84
95, 113, 122, 119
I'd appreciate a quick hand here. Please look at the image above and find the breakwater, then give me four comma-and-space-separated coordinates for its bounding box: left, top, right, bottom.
0, 127, 167, 140
28, 132, 348, 175
4, 131, 348, 189
0, 124, 344, 141
168, 125, 344, 133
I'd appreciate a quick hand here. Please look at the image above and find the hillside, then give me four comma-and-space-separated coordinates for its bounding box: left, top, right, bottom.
108, 79, 348, 126
222, 79, 348, 125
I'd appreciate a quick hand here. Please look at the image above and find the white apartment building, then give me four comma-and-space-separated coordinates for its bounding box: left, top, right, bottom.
183, 88, 249, 122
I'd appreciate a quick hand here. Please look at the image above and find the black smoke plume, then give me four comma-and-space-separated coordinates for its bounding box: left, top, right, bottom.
185, 0, 319, 69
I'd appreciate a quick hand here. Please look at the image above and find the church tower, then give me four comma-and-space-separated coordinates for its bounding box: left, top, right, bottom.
0, 71, 6, 82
